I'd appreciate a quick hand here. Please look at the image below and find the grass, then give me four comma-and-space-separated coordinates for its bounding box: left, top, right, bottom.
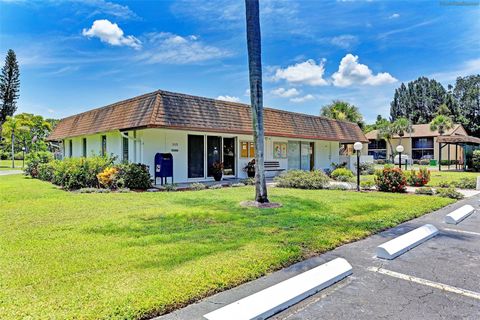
362, 170, 479, 188
0, 159, 23, 170
0, 174, 454, 319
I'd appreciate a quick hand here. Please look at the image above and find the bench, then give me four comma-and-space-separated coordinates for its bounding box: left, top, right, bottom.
264, 161, 285, 173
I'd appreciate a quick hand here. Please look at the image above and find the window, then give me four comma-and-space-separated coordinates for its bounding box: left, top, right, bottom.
101, 135, 107, 156
412, 137, 434, 160
188, 135, 205, 178
122, 134, 129, 162
240, 141, 255, 158
82, 138, 87, 157
69, 140, 73, 157
368, 139, 386, 150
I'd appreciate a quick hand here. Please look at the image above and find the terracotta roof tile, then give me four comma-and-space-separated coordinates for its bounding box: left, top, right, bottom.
48, 90, 367, 143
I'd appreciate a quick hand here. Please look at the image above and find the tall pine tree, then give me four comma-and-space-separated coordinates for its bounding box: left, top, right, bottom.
0, 49, 20, 135
453, 75, 480, 137
390, 77, 449, 124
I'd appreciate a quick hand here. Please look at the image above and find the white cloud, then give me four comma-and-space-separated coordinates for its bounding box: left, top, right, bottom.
273, 59, 328, 86
82, 19, 141, 49
330, 35, 359, 49
271, 87, 300, 98
428, 58, 480, 84
332, 54, 397, 87
290, 94, 314, 103
83, 0, 139, 20
389, 13, 400, 19
217, 95, 240, 103
138, 32, 229, 64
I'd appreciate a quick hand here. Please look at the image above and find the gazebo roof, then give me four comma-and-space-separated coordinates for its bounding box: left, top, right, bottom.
437, 135, 480, 145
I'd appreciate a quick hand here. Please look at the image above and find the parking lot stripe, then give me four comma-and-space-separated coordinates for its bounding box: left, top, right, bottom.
367, 267, 480, 301
443, 228, 480, 236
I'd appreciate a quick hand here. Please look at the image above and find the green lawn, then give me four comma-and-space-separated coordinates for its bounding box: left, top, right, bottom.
0, 175, 454, 319
362, 170, 479, 187
0, 159, 23, 170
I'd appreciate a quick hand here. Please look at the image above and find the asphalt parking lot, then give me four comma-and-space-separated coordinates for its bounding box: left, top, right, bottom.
158, 194, 480, 320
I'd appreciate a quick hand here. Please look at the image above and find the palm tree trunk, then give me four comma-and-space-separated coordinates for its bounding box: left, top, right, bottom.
245, 0, 268, 203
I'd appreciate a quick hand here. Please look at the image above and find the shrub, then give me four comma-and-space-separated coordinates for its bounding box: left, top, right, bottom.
472, 150, 480, 172
436, 187, 464, 199
160, 183, 178, 192
117, 163, 151, 190
275, 170, 330, 189
209, 184, 223, 189
0, 150, 8, 160
437, 181, 452, 188
331, 162, 347, 170
406, 168, 431, 187
240, 177, 255, 185
440, 160, 458, 166
326, 183, 350, 190
374, 167, 407, 193
359, 162, 375, 175
453, 177, 476, 189
415, 187, 434, 195
24, 151, 54, 178
375, 159, 386, 165
78, 187, 99, 194
97, 167, 121, 189
360, 180, 375, 190
190, 182, 207, 191
14, 151, 24, 160
331, 168, 354, 182
37, 162, 56, 182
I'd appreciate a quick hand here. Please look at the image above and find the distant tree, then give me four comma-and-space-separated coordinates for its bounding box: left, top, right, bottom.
452, 75, 480, 137
390, 77, 450, 124
435, 103, 451, 116
321, 100, 364, 128
1, 116, 28, 168
364, 114, 389, 133
0, 49, 20, 137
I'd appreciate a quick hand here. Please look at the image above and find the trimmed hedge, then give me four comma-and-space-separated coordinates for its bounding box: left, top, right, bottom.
275, 170, 330, 189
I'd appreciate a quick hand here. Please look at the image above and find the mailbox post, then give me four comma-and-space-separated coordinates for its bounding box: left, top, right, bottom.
154, 153, 174, 185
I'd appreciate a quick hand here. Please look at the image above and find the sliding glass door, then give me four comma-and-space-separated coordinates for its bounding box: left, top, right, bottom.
288, 141, 314, 171
223, 137, 235, 176
207, 136, 221, 177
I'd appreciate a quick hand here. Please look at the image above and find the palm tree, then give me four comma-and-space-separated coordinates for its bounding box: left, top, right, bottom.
1, 115, 28, 168
430, 114, 453, 171
320, 100, 364, 128
245, 0, 268, 203
392, 117, 412, 146
377, 122, 395, 163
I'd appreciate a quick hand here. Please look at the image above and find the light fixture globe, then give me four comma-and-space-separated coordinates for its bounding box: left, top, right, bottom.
396, 145, 404, 153
353, 142, 363, 151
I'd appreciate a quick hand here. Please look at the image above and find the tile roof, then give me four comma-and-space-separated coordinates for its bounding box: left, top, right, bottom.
365, 123, 465, 140
48, 90, 368, 143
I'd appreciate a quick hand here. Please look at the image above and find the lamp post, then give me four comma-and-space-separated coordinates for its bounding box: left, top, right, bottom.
396, 145, 404, 170
353, 142, 363, 191
22, 147, 26, 168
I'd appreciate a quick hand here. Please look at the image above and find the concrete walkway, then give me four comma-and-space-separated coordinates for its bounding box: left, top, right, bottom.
0, 170, 23, 176
156, 194, 480, 320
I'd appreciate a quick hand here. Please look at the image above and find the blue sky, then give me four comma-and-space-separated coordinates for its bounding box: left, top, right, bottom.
0, 0, 479, 123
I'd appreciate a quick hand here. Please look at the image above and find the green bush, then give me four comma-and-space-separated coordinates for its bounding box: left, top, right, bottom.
360, 180, 375, 190
24, 151, 54, 178
0, 150, 9, 160
275, 170, 330, 189
436, 187, 464, 199
359, 162, 375, 175
472, 150, 480, 172
190, 182, 207, 191
14, 151, 24, 160
331, 168, 354, 182
452, 177, 476, 189
406, 168, 431, 187
37, 162, 56, 182
374, 167, 407, 193
48, 156, 115, 190
117, 163, 151, 190
415, 187, 434, 195
437, 181, 452, 188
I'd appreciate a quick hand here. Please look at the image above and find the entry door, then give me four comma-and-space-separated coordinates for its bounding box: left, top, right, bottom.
207, 136, 222, 177
288, 141, 300, 169
223, 137, 236, 176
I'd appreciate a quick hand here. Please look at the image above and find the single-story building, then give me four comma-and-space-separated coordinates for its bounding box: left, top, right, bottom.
365, 123, 480, 166
48, 90, 368, 183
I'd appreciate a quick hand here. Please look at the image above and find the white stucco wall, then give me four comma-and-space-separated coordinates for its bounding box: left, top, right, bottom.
62, 128, 343, 183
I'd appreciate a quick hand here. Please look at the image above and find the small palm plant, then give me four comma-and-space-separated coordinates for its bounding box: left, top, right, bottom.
392, 117, 412, 146
430, 114, 453, 171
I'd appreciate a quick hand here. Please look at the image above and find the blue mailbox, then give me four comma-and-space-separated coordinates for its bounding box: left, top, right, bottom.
154, 153, 173, 185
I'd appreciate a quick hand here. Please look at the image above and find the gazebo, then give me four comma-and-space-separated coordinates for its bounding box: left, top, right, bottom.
437, 135, 480, 171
